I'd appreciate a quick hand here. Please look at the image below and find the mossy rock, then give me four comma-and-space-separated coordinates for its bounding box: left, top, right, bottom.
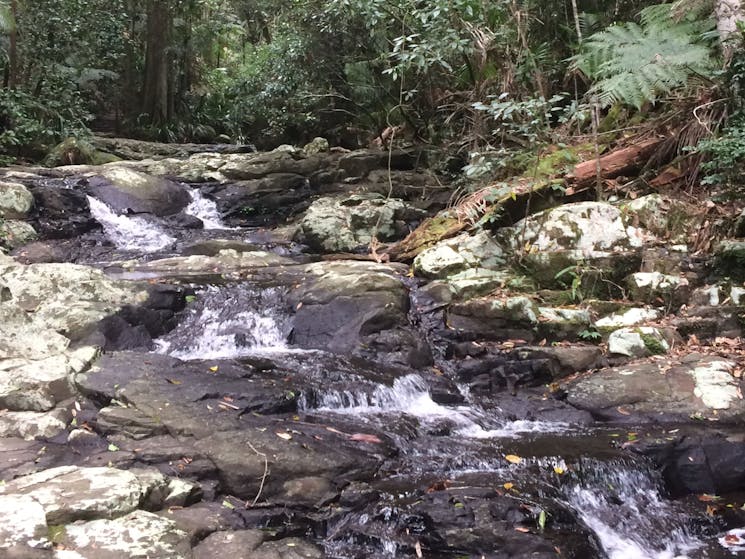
45, 137, 121, 167
715, 240, 745, 281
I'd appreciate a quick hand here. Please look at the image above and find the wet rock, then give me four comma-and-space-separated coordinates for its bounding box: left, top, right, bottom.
11, 240, 82, 264
250, 538, 324, 558
288, 260, 430, 366
56, 510, 192, 558
607, 327, 670, 357
446, 295, 539, 342
0, 494, 51, 558
161, 501, 246, 542
297, 193, 423, 253
30, 186, 98, 238
512, 345, 603, 378
193, 529, 265, 559
87, 167, 191, 216
413, 231, 506, 279
565, 355, 745, 423
0, 219, 37, 249
0, 181, 34, 218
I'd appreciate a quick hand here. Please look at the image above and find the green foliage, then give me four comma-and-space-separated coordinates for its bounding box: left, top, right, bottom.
572, 4, 716, 108
0, 88, 90, 159
699, 116, 745, 190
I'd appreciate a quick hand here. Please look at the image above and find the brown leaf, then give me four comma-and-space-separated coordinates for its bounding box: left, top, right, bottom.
349, 433, 383, 444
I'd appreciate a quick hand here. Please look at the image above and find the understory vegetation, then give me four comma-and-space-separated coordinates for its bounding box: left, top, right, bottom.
0, 0, 742, 192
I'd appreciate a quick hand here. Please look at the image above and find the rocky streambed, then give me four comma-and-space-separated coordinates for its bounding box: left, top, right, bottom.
1, 140, 745, 558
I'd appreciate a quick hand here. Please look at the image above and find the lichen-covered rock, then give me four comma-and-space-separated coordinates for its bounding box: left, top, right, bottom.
0, 466, 149, 524
87, 167, 191, 216
620, 194, 691, 238
565, 355, 745, 422
303, 137, 330, 155
0, 494, 51, 557
594, 308, 662, 332
498, 202, 643, 291
0, 219, 37, 249
627, 272, 690, 308
297, 194, 423, 253
0, 408, 69, 440
56, 510, 191, 558
0, 181, 34, 219
193, 530, 265, 559
607, 327, 669, 357
413, 231, 505, 279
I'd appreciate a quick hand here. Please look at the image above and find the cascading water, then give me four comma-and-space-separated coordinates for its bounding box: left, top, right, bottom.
184, 188, 230, 229
87, 196, 176, 252
563, 460, 704, 559
155, 284, 291, 359
303, 373, 570, 440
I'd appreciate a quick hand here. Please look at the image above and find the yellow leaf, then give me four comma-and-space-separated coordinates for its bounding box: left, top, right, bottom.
553, 466, 565, 475
276, 432, 292, 440
505, 454, 522, 464
209, 366, 219, 372
503, 482, 514, 490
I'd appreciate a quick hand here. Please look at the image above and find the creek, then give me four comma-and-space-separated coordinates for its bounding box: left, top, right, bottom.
74, 180, 741, 559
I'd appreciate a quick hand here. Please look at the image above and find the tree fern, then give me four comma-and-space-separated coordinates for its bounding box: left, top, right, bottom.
572, 4, 716, 109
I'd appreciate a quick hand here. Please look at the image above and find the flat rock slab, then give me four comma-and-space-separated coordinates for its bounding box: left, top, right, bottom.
565, 354, 745, 422
55, 510, 191, 559
0, 466, 153, 524
0, 494, 51, 558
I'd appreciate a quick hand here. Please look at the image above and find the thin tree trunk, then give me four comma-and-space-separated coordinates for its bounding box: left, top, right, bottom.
8, 0, 17, 88
142, 0, 170, 125
716, 0, 744, 62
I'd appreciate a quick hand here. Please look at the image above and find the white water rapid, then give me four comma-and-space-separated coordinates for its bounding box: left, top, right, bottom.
87, 196, 176, 252
184, 188, 231, 229
305, 374, 569, 440
155, 285, 290, 359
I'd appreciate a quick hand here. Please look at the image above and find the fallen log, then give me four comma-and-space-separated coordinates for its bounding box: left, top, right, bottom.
566, 136, 665, 187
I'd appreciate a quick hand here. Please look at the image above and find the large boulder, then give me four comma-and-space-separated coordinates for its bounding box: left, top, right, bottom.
414, 231, 506, 279
0, 494, 50, 558
30, 185, 98, 238
620, 194, 692, 238
288, 260, 431, 367
565, 354, 745, 423
86, 167, 191, 216
0, 220, 37, 249
0, 181, 34, 219
297, 194, 424, 253
498, 202, 643, 293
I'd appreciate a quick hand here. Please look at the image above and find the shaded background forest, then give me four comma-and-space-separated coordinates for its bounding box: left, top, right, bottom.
0, 0, 742, 190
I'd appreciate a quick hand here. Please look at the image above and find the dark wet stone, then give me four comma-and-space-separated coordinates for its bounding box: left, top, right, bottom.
30, 185, 99, 238
159, 501, 246, 543
86, 169, 191, 216
192, 529, 265, 559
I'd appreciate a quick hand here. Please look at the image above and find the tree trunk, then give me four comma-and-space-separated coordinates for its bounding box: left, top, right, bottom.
8, 0, 17, 88
716, 0, 744, 61
142, 0, 171, 125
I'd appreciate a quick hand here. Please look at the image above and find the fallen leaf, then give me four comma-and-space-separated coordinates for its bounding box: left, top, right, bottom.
414, 541, 423, 558
553, 466, 565, 475
503, 482, 515, 490
725, 534, 742, 543
514, 526, 530, 533
208, 366, 219, 373
166, 378, 182, 385
698, 494, 721, 502
107, 443, 119, 452
276, 432, 293, 440
616, 406, 630, 416
349, 433, 383, 444
505, 454, 522, 464
426, 480, 452, 493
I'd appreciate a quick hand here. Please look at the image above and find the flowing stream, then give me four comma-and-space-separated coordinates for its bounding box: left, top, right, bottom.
85, 189, 739, 559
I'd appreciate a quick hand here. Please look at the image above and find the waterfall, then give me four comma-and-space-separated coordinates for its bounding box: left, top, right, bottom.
184, 188, 231, 229
87, 196, 176, 253
154, 285, 290, 359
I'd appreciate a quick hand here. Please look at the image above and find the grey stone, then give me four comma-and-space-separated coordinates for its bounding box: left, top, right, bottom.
607, 326, 670, 357
88, 167, 191, 216
193, 530, 264, 559
0, 181, 34, 219
414, 231, 506, 279
0, 494, 51, 556
0, 220, 37, 249
56, 510, 191, 559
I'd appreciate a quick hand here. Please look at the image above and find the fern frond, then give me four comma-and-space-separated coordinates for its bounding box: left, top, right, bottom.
572, 3, 716, 109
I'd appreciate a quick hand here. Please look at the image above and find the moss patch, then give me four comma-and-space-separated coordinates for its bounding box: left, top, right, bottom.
640, 331, 667, 355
